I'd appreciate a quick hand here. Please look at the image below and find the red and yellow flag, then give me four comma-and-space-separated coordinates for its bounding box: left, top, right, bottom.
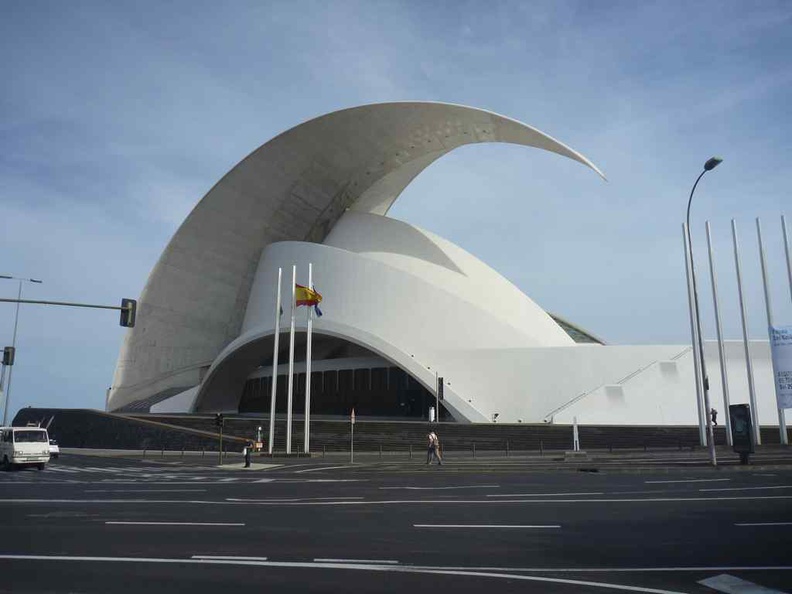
295, 284, 323, 316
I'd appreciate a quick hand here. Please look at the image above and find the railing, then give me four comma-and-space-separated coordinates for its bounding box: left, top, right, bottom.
541, 348, 691, 423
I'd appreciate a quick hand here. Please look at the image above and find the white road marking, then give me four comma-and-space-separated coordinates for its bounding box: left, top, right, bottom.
487, 492, 603, 497
295, 465, 362, 473
0, 555, 693, 593
415, 524, 561, 529
192, 555, 268, 561
254, 479, 275, 483
754, 474, 778, 477
380, 485, 499, 491
226, 497, 365, 502
85, 489, 207, 493
314, 558, 399, 564
700, 486, 792, 492
105, 521, 244, 526
645, 478, 731, 484
735, 522, 792, 527
698, 573, 787, 593
1, 555, 787, 575
4, 494, 792, 506
408, 564, 792, 573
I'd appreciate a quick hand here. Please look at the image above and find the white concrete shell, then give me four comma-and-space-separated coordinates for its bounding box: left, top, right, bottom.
109, 102, 603, 413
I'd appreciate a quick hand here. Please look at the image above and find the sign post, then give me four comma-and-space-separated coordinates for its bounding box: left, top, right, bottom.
350, 408, 355, 464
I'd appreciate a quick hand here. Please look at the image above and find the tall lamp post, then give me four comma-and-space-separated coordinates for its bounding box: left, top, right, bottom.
685, 157, 722, 467
1, 275, 43, 426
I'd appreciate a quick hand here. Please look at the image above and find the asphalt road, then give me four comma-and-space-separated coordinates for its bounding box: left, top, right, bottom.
1, 453, 791, 593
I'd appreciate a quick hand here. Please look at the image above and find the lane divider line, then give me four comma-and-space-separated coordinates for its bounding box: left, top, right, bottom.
5, 494, 792, 506
314, 558, 399, 564
487, 492, 603, 498
699, 486, 792, 493
414, 524, 561, 529
105, 521, 245, 527
645, 478, 731, 484
735, 522, 792, 527
380, 485, 500, 491
191, 555, 267, 561
226, 497, 365, 503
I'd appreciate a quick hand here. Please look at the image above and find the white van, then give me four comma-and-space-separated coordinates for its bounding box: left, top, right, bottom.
1, 426, 51, 470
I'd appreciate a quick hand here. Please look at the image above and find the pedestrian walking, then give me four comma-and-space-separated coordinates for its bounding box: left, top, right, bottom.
710, 408, 718, 427
244, 441, 252, 468
426, 430, 442, 465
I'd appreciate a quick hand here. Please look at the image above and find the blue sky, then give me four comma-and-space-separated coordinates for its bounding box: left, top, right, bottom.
1, 0, 791, 416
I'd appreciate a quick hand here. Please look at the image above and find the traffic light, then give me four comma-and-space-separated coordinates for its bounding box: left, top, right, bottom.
2, 346, 15, 366
214, 413, 224, 428
120, 298, 137, 328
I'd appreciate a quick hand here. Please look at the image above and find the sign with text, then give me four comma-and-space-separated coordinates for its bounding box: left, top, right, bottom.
770, 325, 792, 409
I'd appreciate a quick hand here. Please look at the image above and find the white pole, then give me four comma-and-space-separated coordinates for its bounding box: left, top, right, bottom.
573, 416, 580, 452
706, 221, 733, 445
304, 263, 313, 454
732, 220, 761, 445
267, 267, 282, 455
0, 364, 7, 425
350, 409, 355, 463
286, 265, 296, 454
435, 371, 439, 423
783, 215, 792, 303
2, 281, 23, 427
683, 224, 707, 445
757, 218, 788, 445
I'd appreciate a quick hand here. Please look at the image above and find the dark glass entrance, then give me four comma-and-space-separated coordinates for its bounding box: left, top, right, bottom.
239, 365, 449, 420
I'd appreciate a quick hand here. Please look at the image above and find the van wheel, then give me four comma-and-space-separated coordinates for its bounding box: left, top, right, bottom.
37, 463, 46, 471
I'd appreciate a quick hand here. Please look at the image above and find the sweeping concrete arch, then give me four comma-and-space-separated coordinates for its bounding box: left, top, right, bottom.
109, 102, 603, 412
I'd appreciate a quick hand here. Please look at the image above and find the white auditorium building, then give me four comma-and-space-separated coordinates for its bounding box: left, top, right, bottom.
107, 102, 779, 428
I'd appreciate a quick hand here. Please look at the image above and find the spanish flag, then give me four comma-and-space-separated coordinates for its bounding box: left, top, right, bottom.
295, 284, 323, 316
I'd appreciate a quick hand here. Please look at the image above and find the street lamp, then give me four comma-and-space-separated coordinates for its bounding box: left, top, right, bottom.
685, 157, 722, 467
0, 275, 43, 426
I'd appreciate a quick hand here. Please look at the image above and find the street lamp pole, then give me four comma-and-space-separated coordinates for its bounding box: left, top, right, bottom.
1, 275, 43, 426
685, 157, 722, 467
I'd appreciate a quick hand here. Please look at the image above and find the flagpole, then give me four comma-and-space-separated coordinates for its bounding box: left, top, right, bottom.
706, 221, 733, 445
757, 218, 788, 445
286, 265, 297, 454
304, 263, 314, 454
267, 267, 282, 455
732, 220, 761, 445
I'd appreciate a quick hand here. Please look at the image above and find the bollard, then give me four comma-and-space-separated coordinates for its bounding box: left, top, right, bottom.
323, 444, 326, 458
409, 444, 412, 460
181, 445, 185, 458
161, 446, 164, 458
379, 444, 383, 459
202, 447, 205, 458
473, 442, 476, 458
539, 441, 543, 457
143, 448, 146, 459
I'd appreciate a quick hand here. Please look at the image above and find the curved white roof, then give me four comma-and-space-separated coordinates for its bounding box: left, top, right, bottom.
109, 102, 603, 411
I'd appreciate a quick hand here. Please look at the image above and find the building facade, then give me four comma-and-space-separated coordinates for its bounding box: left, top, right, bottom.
108, 102, 778, 426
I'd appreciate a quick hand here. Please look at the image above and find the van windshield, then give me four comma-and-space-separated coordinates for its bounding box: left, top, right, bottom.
13, 430, 48, 443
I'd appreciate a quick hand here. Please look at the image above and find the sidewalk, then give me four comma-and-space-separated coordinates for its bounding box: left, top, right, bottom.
60, 445, 792, 473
